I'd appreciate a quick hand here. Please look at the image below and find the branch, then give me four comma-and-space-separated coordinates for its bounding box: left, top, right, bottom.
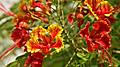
65, 52, 76, 67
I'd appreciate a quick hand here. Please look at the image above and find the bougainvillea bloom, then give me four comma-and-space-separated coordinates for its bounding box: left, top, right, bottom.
11, 28, 29, 48
26, 24, 63, 54
80, 21, 111, 52
84, 0, 114, 19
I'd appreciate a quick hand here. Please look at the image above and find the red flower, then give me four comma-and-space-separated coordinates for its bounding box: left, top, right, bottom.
97, 34, 111, 49
14, 13, 31, 28
95, 1, 113, 16
84, 0, 114, 20
28, 1, 50, 23
24, 52, 44, 67
67, 14, 74, 24
67, 13, 84, 28
67, 6, 85, 28
80, 20, 111, 52
79, 21, 90, 38
92, 19, 111, 34
30, 0, 50, 15
11, 28, 29, 48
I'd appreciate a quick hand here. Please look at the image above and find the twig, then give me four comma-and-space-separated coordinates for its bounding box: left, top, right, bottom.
65, 52, 76, 67
113, 50, 120, 54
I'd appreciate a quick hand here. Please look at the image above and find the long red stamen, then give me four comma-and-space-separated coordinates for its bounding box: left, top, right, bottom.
0, 39, 21, 59
0, 2, 15, 16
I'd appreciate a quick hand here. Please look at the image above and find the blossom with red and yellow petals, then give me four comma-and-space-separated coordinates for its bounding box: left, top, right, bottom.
26, 24, 63, 54
84, 0, 114, 19
95, 1, 114, 17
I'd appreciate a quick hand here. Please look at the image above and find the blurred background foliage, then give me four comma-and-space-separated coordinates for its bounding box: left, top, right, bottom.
0, 0, 120, 67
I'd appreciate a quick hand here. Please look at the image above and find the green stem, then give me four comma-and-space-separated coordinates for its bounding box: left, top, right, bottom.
65, 52, 76, 67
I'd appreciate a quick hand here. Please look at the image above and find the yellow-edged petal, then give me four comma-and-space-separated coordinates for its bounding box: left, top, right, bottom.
54, 36, 64, 52
26, 39, 40, 53
98, 1, 114, 17
48, 24, 63, 39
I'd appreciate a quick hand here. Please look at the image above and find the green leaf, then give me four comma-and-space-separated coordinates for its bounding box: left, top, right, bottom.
6, 61, 18, 67
86, 53, 96, 60
116, 13, 120, 19
77, 52, 88, 61
6, 53, 28, 67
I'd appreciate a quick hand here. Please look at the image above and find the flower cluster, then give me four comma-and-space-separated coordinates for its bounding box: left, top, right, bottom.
79, 0, 115, 62
10, 0, 63, 67
67, 0, 114, 54
0, 0, 118, 66
80, 20, 111, 52
80, 0, 113, 51
11, 0, 52, 48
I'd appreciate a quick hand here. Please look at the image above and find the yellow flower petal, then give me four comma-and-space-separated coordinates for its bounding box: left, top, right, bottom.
55, 36, 64, 52
48, 24, 63, 39
98, 1, 114, 17
84, 0, 113, 19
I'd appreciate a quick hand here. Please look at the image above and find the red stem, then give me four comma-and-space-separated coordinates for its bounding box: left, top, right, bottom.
0, 39, 21, 59
0, 43, 16, 59
0, 2, 15, 16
